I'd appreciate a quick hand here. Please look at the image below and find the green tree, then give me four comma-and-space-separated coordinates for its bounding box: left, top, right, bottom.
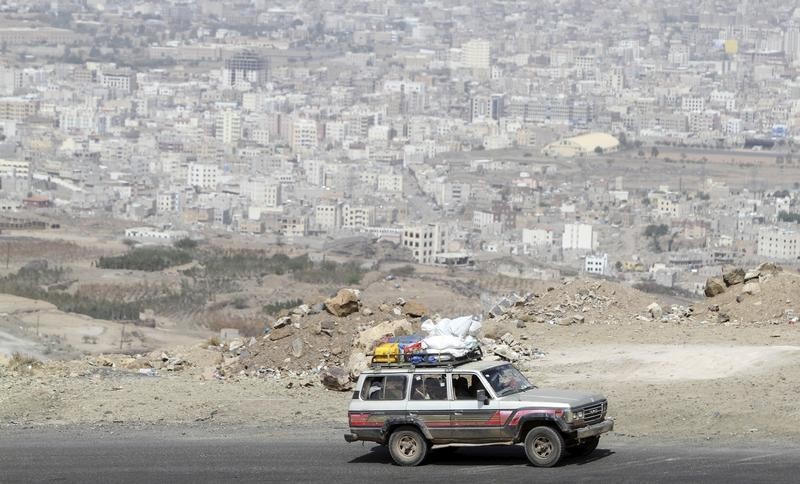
174, 238, 198, 250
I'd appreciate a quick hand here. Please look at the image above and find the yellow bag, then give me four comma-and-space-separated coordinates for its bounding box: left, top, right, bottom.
372, 342, 400, 363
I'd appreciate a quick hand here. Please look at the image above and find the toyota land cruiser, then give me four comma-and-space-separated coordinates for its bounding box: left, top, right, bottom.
344, 358, 613, 467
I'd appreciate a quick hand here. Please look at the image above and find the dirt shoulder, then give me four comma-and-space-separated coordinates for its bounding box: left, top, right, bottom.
2, 321, 798, 446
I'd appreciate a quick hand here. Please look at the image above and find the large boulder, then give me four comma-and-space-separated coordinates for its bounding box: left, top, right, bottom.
403, 301, 429, 318
647, 302, 663, 320
324, 289, 361, 317
722, 268, 746, 287
347, 319, 414, 378
346, 352, 370, 379
320, 367, 352, 391
757, 262, 782, 275
705, 277, 726, 297
352, 319, 413, 352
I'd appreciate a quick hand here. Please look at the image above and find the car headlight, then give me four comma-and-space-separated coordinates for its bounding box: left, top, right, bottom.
564, 409, 584, 423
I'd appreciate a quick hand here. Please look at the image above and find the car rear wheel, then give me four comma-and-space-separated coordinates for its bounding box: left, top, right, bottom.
524, 426, 564, 467
388, 427, 429, 466
570, 436, 600, 457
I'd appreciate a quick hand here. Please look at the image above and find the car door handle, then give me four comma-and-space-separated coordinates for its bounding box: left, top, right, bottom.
408, 413, 417, 417
453, 412, 463, 416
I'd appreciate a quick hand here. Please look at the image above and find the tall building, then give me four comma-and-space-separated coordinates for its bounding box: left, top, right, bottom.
562, 223, 596, 251
222, 51, 268, 88
470, 93, 504, 122
290, 118, 318, 152
215, 109, 241, 144
785, 21, 800, 63
462, 39, 491, 70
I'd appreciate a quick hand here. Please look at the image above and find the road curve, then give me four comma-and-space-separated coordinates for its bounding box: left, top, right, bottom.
0, 426, 798, 483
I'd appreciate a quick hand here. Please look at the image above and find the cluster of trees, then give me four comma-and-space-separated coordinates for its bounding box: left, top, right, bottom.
644, 224, 670, 252
97, 247, 193, 271
0, 267, 142, 321
778, 211, 800, 223
262, 299, 304, 315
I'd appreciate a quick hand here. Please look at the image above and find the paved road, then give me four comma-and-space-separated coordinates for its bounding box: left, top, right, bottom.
1, 427, 798, 483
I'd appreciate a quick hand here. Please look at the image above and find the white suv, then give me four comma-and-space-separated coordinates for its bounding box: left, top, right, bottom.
344, 358, 613, 467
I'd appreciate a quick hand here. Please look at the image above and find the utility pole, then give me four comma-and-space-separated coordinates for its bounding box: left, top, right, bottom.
5, 241, 9, 269
120, 322, 126, 350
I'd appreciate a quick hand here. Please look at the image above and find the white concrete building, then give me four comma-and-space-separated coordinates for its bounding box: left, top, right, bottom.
402, 223, 445, 265
215, 109, 241, 144
124, 227, 189, 244
187, 163, 219, 190
342, 204, 376, 229
562, 223, 596, 251
462, 39, 491, 70
315, 203, 341, 231
242, 179, 281, 208
584, 254, 608, 274
377, 173, 403, 193
757, 227, 800, 260
0, 159, 29, 177
290, 118, 318, 152
522, 228, 554, 248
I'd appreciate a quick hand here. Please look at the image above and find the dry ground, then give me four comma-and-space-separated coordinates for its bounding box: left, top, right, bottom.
2, 320, 799, 445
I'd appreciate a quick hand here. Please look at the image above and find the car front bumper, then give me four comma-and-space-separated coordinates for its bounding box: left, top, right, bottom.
575, 418, 614, 439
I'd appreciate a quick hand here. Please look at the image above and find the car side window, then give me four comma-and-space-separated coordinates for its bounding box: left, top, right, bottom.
452, 373, 487, 400
410, 374, 447, 400
361, 375, 407, 400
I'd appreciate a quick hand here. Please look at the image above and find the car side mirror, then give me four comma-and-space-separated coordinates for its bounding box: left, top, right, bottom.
476, 389, 489, 405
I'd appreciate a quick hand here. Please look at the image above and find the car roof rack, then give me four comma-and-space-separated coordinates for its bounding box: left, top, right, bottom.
368, 348, 483, 369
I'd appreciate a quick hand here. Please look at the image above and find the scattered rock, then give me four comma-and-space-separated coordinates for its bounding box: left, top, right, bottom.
320, 367, 352, 391
291, 338, 304, 358
647, 303, 663, 320
268, 327, 294, 341
705, 277, 726, 297
723, 268, 745, 287
324, 288, 361, 317
291, 304, 310, 316
744, 270, 760, 282
273, 316, 292, 329
743, 282, 761, 295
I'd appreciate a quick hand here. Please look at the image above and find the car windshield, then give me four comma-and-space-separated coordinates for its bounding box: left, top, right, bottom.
482, 364, 535, 397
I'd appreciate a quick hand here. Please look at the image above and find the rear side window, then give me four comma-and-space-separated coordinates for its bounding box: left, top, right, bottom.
361, 375, 407, 400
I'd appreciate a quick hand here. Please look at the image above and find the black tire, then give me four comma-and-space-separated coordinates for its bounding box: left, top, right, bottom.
524, 426, 564, 467
388, 427, 429, 466
570, 436, 600, 457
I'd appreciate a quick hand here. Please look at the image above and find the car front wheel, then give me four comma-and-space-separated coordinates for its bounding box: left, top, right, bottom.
388, 427, 429, 466
524, 426, 564, 467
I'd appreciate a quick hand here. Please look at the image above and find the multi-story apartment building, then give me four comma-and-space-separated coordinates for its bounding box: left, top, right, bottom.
757, 227, 800, 260
402, 223, 445, 265
342, 204, 376, 229
562, 223, 596, 251
187, 163, 219, 190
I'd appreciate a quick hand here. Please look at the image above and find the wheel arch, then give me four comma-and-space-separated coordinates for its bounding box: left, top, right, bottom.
515, 415, 568, 442
382, 418, 433, 443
